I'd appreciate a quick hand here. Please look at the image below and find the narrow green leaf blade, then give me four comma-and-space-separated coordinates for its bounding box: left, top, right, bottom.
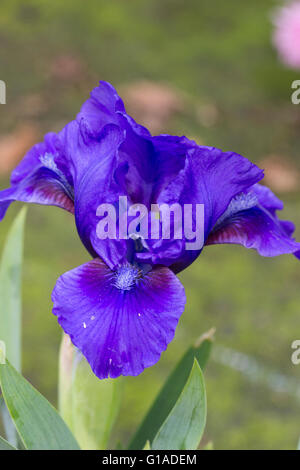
0, 207, 27, 372
129, 329, 214, 449
0, 395, 18, 447
152, 359, 206, 450
0, 434, 17, 450
0, 208, 27, 447
72, 356, 122, 450
59, 335, 122, 450
143, 440, 151, 450
0, 353, 80, 450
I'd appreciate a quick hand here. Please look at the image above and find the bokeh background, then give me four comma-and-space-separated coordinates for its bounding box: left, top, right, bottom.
0, 0, 300, 450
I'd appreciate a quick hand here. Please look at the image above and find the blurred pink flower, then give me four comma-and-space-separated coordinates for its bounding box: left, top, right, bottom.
273, 1, 300, 69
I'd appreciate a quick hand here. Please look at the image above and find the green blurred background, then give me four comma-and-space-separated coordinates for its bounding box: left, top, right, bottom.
0, 0, 300, 450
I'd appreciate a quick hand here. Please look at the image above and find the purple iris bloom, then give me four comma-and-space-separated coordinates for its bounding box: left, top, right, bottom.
1, 81, 299, 379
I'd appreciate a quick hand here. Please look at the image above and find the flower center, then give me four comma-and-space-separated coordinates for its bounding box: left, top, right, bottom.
114, 264, 141, 291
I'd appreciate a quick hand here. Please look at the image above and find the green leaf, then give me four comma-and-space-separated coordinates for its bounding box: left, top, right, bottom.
0, 208, 27, 447
0, 351, 80, 450
152, 359, 206, 450
0, 396, 18, 447
59, 335, 122, 450
0, 207, 27, 372
0, 434, 17, 450
143, 440, 151, 450
128, 328, 214, 449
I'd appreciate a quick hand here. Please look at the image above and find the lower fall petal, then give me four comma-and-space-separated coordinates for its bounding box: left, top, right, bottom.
52, 259, 186, 379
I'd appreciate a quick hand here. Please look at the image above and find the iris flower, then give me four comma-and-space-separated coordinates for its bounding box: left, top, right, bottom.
0, 81, 299, 379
